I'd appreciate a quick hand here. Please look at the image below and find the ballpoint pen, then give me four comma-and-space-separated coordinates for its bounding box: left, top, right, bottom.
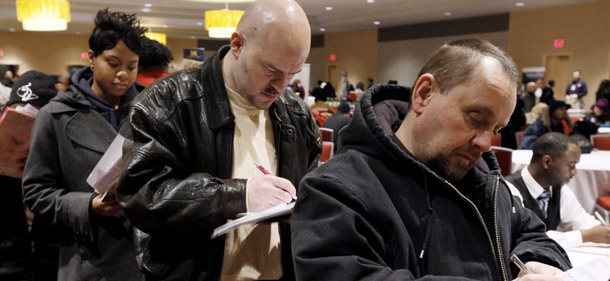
254, 162, 297, 201
594, 211, 610, 229
511, 254, 531, 275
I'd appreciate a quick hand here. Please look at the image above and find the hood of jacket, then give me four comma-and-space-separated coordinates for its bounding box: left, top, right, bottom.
70, 66, 144, 108
62, 66, 144, 130
339, 84, 501, 185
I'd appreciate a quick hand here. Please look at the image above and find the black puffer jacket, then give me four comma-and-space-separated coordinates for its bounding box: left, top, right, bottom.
292, 85, 571, 281
116, 46, 321, 280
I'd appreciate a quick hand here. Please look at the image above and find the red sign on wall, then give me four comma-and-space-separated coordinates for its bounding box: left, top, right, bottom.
330, 54, 336, 61
554, 39, 564, 48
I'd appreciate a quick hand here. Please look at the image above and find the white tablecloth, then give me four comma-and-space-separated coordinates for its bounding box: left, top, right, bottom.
511, 150, 610, 213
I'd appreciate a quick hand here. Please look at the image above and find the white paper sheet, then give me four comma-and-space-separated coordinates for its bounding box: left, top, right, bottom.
86, 134, 125, 199
559, 255, 610, 281
211, 202, 295, 239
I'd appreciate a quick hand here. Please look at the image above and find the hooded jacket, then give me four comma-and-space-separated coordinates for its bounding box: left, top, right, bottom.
22, 68, 144, 281
116, 46, 321, 280
291, 85, 571, 281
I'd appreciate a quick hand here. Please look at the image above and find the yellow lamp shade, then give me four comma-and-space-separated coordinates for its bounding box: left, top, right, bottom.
205, 10, 244, 38
16, 0, 70, 31
145, 32, 167, 45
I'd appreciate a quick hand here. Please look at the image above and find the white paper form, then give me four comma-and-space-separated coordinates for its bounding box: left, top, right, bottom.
211, 202, 295, 239
86, 134, 125, 200
559, 255, 610, 281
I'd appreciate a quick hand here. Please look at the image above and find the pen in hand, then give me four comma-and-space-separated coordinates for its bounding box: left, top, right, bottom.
254, 162, 297, 201
511, 254, 531, 275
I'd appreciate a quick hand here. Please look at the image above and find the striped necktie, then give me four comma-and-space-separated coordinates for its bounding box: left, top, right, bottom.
537, 189, 551, 219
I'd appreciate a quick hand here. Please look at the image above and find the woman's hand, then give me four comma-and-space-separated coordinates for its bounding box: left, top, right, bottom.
91, 184, 122, 217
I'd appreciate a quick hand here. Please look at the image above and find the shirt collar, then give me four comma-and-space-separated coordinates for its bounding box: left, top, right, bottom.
521, 166, 553, 198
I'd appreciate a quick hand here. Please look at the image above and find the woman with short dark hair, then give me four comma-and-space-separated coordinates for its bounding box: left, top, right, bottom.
22, 9, 146, 281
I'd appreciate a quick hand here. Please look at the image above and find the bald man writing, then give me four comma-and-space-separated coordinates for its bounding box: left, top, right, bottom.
116, 1, 321, 280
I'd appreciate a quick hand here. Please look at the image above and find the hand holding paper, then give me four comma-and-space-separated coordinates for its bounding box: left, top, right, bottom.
91, 183, 122, 217
86, 134, 126, 216
86, 134, 125, 197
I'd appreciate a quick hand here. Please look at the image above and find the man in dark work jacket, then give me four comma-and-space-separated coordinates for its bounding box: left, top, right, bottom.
506, 132, 610, 249
292, 39, 571, 281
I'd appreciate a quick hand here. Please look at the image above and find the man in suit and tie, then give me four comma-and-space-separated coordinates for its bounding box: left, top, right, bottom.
506, 132, 610, 249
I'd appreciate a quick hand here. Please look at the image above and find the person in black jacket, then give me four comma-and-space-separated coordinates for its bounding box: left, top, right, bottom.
499, 94, 526, 149
540, 79, 555, 105
292, 39, 571, 281
323, 100, 352, 149
0, 70, 57, 281
116, 0, 320, 280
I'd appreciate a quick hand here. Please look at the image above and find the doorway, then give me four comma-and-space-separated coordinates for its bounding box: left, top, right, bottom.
326, 64, 341, 97
543, 53, 573, 101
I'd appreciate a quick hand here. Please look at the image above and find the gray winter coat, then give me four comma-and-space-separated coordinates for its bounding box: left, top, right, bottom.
22, 85, 142, 281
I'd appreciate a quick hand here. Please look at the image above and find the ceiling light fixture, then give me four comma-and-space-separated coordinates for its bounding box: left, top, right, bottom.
16, 0, 71, 31
325, 7, 333, 11
444, 12, 452, 16
516, 2, 524, 6
205, 1, 244, 38
367, 0, 375, 3
373, 21, 380, 25
320, 28, 326, 32
144, 3, 152, 7
145, 29, 167, 45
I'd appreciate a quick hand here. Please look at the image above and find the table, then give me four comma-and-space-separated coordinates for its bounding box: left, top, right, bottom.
511, 150, 610, 213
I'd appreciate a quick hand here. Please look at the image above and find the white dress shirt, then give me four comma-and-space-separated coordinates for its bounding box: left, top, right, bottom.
518, 167, 600, 249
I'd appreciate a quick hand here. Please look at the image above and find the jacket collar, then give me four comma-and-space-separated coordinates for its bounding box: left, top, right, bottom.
201, 46, 234, 130
49, 87, 91, 114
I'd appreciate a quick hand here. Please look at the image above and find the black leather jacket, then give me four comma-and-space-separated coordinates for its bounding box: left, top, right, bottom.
116, 46, 321, 280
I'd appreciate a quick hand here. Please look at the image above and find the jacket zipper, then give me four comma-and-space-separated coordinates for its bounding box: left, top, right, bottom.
444, 178, 507, 281
273, 108, 282, 167
492, 176, 508, 281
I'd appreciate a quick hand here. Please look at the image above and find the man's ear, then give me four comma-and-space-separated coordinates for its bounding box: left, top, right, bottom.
229, 31, 244, 58
411, 73, 436, 115
541, 155, 553, 169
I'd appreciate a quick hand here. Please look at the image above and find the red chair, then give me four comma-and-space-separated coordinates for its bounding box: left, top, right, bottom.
491, 146, 513, 177
349, 92, 358, 103
516, 131, 525, 148
594, 196, 610, 224
319, 141, 334, 164
319, 128, 333, 142
591, 134, 610, 150
311, 109, 328, 127
491, 134, 501, 147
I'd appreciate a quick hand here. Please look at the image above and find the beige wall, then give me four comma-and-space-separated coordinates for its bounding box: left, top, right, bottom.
508, 1, 610, 108
0, 31, 197, 76
324, 28, 377, 96
378, 31, 508, 88
0, 31, 90, 75
306, 47, 324, 91
166, 38, 200, 70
